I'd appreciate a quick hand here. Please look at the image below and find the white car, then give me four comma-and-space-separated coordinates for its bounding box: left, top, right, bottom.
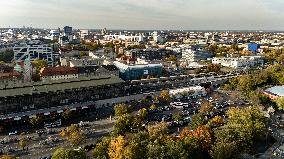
8, 131, 18, 136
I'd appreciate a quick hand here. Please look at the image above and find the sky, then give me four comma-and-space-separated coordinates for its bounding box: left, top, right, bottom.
0, 0, 284, 30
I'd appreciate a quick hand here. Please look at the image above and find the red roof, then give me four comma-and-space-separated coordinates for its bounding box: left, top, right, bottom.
40, 66, 78, 76
0, 71, 21, 80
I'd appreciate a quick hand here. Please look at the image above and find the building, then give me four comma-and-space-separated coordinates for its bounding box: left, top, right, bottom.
212, 56, 264, 68
126, 48, 179, 61
248, 43, 260, 53
114, 61, 163, 80
80, 30, 89, 39
104, 34, 144, 42
63, 26, 72, 36
60, 57, 104, 67
13, 43, 54, 66
40, 66, 78, 81
181, 48, 212, 62
263, 86, 284, 100
0, 76, 125, 114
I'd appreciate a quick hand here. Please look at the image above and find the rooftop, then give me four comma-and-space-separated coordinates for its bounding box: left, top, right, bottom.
0, 76, 124, 97
265, 86, 284, 97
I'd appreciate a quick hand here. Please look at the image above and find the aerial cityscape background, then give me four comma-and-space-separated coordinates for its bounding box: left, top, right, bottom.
1, 0, 284, 159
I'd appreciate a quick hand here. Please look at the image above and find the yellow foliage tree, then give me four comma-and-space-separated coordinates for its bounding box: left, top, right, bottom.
108, 135, 126, 159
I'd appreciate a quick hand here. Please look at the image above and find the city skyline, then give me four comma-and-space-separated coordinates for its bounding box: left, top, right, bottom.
1, 0, 284, 30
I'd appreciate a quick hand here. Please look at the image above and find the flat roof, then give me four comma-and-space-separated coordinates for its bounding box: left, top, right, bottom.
0, 76, 124, 98
265, 86, 284, 97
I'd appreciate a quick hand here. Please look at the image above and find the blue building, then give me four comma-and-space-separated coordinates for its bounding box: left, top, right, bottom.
114, 61, 163, 80
248, 43, 260, 53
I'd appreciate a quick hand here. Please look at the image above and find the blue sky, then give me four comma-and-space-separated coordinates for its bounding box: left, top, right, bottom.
0, 0, 284, 30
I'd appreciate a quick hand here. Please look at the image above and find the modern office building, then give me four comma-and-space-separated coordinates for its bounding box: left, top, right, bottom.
13, 43, 54, 66
114, 61, 163, 80
63, 26, 72, 36
126, 48, 179, 61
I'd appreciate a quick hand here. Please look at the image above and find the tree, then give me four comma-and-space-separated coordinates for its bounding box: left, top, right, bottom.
108, 135, 125, 159
62, 109, 74, 120
123, 131, 150, 159
207, 64, 221, 73
113, 114, 134, 135
19, 138, 27, 150
150, 104, 157, 110
137, 108, 147, 120
93, 137, 111, 159
32, 59, 48, 73
0, 155, 16, 159
114, 104, 130, 117
190, 113, 206, 129
276, 97, 284, 110
59, 124, 86, 146
226, 106, 267, 151
159, 90, 171, 102
172, 112, 183, 122
29, 115, 43, 127
148, 122, 168, 141
199, 100, 214, 114
52, 147, 87, 159
209, 115, 223, 126
0, 49, 14, 63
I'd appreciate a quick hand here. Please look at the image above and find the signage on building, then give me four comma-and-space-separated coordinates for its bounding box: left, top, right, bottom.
144, 70, 148, 75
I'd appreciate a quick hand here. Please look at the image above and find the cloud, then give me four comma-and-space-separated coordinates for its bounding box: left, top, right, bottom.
0, 0, 283, 30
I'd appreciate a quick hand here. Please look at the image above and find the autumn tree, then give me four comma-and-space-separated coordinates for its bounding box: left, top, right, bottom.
199, 100, 214, 114
113, 114, 134, 135
225, 106, 267, 151
52, 147, 87, 159
114, 103, 131, 117
137, 108, 147, 120
123, 131, 150, 159
93, 137, 111, 159
159, 90, 171, 102
59, 124, 86, 146
0, 155, 16, 159
148, 122, 168, 141
108, 135, 126, 159
29, 115, 43, 127
32, 59, 48, 73
62, 109, 74, 120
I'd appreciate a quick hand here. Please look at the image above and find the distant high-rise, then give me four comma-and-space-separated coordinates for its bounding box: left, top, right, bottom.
63, 26, 72, 36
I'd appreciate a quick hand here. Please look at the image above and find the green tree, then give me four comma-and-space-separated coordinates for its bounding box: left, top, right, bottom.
29, 115, 43, 127
19, 138, 27, 150
276, 97, 284, 110
0, 49, 14, 63
113, 114, 134, 135
190, 113, 206, 129
114, 104, 130, 117
62, 109, 74, 120
148, 122, 168, 141
137, 108, 147, 120
172, 112, 183, 122
93, 137, 111, 159
59, 124, 86, 146
123, 132, 150, 159
52, 147, 87, 159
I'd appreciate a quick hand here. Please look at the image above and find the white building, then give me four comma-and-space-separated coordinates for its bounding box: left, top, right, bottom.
212, 56, 264, 68
13, 43, 54, 66
104, 34, 144, 42
60, 57, 104, 67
